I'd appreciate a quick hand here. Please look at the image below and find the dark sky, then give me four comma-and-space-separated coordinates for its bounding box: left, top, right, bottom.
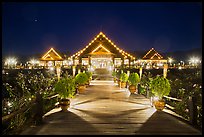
2, 2, 202, 56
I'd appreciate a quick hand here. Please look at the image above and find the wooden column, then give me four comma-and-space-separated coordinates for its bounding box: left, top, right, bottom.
163, 64, 168, 78
34, 92, 43, 125
188, 96, 197, 125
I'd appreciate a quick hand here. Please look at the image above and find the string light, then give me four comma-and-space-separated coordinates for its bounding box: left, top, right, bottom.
143, 48, 163, 60
69, 32, 136, 60
41, 48, 63, 60
91, 44, 110, 53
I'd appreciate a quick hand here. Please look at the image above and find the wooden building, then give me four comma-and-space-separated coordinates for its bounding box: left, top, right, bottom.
69, 32, 136, 70
136, 48, 167, 69
39, 48, 64, 68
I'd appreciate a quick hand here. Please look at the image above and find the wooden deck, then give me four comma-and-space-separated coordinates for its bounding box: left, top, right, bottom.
20, 80, 202, 135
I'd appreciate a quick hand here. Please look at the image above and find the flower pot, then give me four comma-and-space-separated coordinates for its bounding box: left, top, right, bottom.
128, 85, 136, 94
78, 85, 86, 94
59, 99, 70, 112
121, 82, 126, 88
154, 99, 165, 111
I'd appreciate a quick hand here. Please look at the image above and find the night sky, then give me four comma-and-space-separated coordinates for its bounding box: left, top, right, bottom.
2, 2, 202, 57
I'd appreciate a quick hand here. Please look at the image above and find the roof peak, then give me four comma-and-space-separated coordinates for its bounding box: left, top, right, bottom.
99, 31, 105, 35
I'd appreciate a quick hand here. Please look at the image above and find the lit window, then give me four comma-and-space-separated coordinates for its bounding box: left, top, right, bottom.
74, 59, 79, 65
124, 59, 129, 65
82, 58, 89, 65
114, 58, 122, 67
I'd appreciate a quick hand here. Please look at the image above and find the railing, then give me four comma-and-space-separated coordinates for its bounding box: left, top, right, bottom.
164, 96, 198, 130
163, 95, 199, 126
144, 89, 201, 130
2, 93, 59, 135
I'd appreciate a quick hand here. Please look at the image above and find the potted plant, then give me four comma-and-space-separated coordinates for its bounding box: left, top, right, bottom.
150, 75, 171, 111
54, 76, 76, 112
128, 72, 140, 94
120, 72, 129, 88
112, 71, 117, 83
75, 72, 88, 93
116, 71, 121, 87
85, 71, 92, 86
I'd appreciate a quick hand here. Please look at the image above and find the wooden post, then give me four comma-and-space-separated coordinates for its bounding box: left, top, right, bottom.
34, 92, 43, 125
56, 64, 61, 81
127, 70, 130, 77
137, 83, 140, 94
188, 96, 197, 125
72, 65, 76, 77
139, 67, 143, 79
163, 64, 168, 78
78, 68, 81, 74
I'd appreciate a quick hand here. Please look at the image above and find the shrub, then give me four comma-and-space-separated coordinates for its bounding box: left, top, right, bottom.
150, 75, 171, 100
128, 72, 140, 86
54, 76, 76, 99
85, 71, 92, 80
120, 73, 129, 82
75, 72, 88, 85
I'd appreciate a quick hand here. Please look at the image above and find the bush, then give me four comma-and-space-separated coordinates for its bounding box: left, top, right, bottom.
85, 71, 92, 80
128, 72, 140, 86
75, 72, 88, 85
54, 76, 76, 99
120, 73, 129, 82
150, 75, 171, 100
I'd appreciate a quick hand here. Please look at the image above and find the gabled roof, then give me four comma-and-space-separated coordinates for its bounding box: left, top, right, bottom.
70, 32, 136, 60
142, 48, 164, 60
40, 48, 64, 61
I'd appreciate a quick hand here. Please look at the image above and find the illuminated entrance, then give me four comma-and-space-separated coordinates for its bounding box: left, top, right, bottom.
91, 57, 113, 70
69, 32, 136, 69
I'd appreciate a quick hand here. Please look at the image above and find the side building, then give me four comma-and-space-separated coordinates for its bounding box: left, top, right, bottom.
136, 48, 167, 69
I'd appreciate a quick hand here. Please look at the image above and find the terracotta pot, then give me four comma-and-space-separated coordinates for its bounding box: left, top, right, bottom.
154, 99, 165, 111
78, 85, 86, 93
59, 99, 70, 112
121, 82, 126, 88
128, 85, 136, 94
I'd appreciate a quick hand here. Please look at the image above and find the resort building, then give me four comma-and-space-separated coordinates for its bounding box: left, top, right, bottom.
39, 48, 64, 68
38, 32, 167, 70
136, 48, 167, 69
69, 32, 136, 70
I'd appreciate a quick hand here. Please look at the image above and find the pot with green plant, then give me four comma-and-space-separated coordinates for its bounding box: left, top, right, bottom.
116, 71, 121, 87
150, 75, 171, 111
54, 76, 76, 112
128, 72, 140, 94
85, 71, 92, 86
75, 72, 89, 93
120, 72, 129, 88
112, 71, 117, 83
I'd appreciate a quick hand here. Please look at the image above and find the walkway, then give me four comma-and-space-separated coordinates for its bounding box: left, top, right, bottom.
20, 80, 202, 135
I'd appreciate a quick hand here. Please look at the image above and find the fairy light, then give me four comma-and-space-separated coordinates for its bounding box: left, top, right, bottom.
91, 44, 110, 53
41, 48, 63, 60
69, 31, 136, 60
143, 48, 163, 60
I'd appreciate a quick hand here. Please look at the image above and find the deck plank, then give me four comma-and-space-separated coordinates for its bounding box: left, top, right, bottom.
20, 80, 202, 135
